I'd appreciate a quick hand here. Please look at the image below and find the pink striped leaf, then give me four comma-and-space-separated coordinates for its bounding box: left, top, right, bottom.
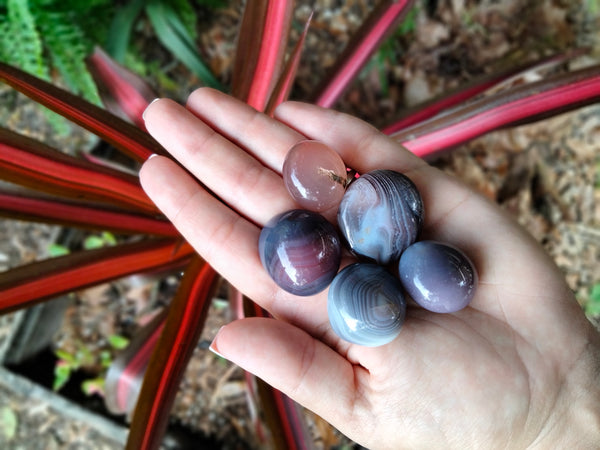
0, 189, 177, 236
264, 12, 313, 117
104, 309, 167, 419
231, 0, 295, 111
87, 46, 157, 130
382, 48, 589, 135
312, 0, 414, 108
393, 64, 600, 158
0, 127, 157, 214
126, 256, 219, 450
0, 62, 165, 162
0, 239, 194, 314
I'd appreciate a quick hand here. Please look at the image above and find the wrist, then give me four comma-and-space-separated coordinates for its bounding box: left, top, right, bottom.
529, 338, 600, 448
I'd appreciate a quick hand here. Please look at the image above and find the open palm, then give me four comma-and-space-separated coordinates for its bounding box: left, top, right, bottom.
139, 88, 599, 449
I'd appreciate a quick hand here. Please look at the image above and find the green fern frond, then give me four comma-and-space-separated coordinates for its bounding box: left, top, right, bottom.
0, 0, 48, 81
34, 9, 101, 103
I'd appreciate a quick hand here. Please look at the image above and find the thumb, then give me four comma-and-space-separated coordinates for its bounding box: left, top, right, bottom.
210, 317, 362, 430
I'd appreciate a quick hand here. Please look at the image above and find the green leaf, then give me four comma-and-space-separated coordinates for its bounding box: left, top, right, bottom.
83, 235, 107, 250
146, 0, 223, 90
82, 377, 105, 397
585, 284, 600, 316
48, 243, 70, 257
53, 362, 73, 391
105, 0, 146, 62
55, 349, 77, 364
0, 407, 18, 441
108, 334, 130, 350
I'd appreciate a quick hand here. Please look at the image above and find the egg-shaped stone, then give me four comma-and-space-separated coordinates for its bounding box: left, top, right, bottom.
328, 263, 406, 346
337, 170, 423, 265
282, 140, 347, 212
399, 240, 477, 313
259, 209, 341, 296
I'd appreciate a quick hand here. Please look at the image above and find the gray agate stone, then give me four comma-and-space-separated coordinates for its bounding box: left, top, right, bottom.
328, 263, 406, 347
399, 241, 477, 313
259, 209, 341, 296
337, 170, 423, 265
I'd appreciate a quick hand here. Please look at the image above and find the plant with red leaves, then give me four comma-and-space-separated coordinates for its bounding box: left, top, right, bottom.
1, 1, 600, 449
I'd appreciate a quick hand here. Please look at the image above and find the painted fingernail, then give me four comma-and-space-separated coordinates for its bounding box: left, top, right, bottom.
142, 98, 161, 121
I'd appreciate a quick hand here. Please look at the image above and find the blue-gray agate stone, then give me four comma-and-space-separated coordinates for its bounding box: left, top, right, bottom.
399, 240, 477, 313
328, 263, 406, 346
337, 170, 423, 265
259, 209, 341, 296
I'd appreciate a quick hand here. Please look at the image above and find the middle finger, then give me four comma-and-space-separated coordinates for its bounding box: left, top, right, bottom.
143, 96, 299, 225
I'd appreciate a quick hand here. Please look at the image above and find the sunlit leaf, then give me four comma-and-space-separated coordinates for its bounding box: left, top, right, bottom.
231, 0, 295, 110
394, 64, 600, 158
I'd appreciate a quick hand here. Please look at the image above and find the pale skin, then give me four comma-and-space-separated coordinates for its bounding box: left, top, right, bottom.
139, 88, 600, 449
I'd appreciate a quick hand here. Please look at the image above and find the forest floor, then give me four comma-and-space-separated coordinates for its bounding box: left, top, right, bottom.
1, 0, 599, 449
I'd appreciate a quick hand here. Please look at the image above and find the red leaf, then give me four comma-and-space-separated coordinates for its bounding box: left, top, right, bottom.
394, 64, 600, 158
382, 49, 589, 134
0, 189, 177, 236
104, 309, 167, 418
126, 257, 219, 450
0, 127, 157, 214
88, 47, 157, 130
231, 0, 295, 111
264, 12, 313, 116
232, 290, 313, 449
0, 239, 193, 313
0, 62, 165, 162
312, 0, 414, 108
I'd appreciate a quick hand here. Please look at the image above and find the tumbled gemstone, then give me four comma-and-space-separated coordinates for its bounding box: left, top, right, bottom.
337, 170, 423, 265
282, 140, 347, 212
259, 209, 342, 296
328, 263, 406, 346
398, 240, 477, 313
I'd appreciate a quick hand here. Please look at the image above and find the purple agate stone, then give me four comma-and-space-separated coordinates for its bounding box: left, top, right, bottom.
259, 209, 341, 296
328, 263, 406, 346
398, 241, 477, 313
337, 170, 423, 265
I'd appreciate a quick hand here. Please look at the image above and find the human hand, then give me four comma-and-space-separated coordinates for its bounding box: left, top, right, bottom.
139, 88, 600, 449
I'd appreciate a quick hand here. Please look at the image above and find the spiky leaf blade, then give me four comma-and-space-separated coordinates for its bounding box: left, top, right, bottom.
0, 61, 165, 161
312, 0, 414, 108
0, 239, 194, 314
126, 257, 219, 450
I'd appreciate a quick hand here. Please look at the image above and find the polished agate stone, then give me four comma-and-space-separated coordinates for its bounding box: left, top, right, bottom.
259, 209, 342, 296
337, 170, 423, 265
328, 263, 406, 346
399, 241, 477, 313
282, 140, 347, 212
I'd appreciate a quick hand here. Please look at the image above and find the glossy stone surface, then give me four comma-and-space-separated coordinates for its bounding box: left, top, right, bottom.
337, 170, 423, 265
328, 263, 406, 347
259, 209, 342, 296
282, 140, 347, 212
398, 241, 477, 313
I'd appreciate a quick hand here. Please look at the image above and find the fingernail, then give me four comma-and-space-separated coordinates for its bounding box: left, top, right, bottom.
147, 153, 159, 161
142, 98, 161, 121
209, 326, 227, 359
